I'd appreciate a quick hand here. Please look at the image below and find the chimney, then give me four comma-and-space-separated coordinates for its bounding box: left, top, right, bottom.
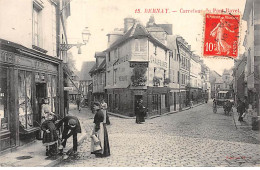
188, 45, 191, 50
124, 18, 135, 33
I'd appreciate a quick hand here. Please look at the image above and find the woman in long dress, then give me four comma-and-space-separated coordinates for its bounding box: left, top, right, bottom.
100, 99, 110, 125
90, 102, 110, 157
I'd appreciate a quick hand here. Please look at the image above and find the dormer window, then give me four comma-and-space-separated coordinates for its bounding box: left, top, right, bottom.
135, 39, 146, 52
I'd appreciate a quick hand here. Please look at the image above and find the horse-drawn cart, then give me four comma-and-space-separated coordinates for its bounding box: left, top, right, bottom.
213, 91, 234, 115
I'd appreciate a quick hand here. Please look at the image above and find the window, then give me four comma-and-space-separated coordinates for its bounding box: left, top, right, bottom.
18, 71, 33, 129
140, 39, 145, 51
178, 71, 180, 83
108, 52, 111, 62
161, 94, 166, 109
154, 46, 157, 55
172, 70, 175, 83
0, 68, 8, 131
135, 39, 146, 52
174, 49, 177, 61
114, 94, 118, 110
164, 70, 166, 82
33, 5, 42, 47
51, 4, 57, 56
135, 39, 139, 51
114, 69, 117, 85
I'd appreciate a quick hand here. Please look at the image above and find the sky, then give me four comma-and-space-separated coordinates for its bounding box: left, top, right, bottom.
66, 0, 247, 75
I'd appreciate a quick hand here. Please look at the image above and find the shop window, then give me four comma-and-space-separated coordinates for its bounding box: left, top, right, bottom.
0, 68, 8, 131
152, 94, 158, 111
47, 75, 52, 111
114, 94, 118, 110
18, 71, 33, 129
51, 76, 57, 113
161, 94, 166, 109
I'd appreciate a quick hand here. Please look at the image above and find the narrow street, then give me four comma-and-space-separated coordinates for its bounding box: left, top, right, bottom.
58, 101, 260, 167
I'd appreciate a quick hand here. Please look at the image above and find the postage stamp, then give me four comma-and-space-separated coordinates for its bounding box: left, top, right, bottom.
203, 13, 240, 59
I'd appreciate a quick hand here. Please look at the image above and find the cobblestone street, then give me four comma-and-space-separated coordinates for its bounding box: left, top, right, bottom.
58, 101, 260, 167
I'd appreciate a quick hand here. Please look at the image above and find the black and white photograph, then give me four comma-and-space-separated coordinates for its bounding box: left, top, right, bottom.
0, 0, 260, 167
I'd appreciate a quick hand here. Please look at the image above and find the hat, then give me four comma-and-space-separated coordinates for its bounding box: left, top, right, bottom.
69, 119, 77, 126
93, 102, 101, 107
68, 119, 77, 126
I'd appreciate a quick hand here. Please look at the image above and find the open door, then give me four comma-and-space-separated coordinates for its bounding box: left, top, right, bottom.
35, 83, 46, 124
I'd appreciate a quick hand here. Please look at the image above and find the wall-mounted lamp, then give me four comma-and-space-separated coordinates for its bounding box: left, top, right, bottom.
60, 27, 91, 54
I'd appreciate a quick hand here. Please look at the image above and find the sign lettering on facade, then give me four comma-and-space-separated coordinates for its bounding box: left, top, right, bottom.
64, 87, 74, 91
150, 56, 167, 68
0, 50, 20, 64
130, 62, 148, 68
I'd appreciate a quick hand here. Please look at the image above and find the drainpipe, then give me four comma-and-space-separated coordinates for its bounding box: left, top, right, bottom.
176, 38, 182, 111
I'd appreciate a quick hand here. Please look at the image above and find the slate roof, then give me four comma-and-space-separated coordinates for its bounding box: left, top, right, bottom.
95, 52, 106, 58
105, 22, 170, 52
89, 57, 106, 75
166, 35, 178, 50
146, 26, 166, 32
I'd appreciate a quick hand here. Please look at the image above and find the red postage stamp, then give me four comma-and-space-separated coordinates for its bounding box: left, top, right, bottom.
203, 13, 240, 58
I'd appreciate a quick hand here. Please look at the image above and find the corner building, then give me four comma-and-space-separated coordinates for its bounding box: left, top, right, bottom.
0, 0, 69, 152
105, 19, 171, 117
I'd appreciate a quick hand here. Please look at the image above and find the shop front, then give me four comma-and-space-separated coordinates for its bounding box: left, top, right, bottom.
0, 41, 63, 153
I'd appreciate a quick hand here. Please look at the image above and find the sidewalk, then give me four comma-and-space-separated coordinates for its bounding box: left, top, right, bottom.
108, 101, 205, 120
233, 110, 260, 142
0, 104, 91, 167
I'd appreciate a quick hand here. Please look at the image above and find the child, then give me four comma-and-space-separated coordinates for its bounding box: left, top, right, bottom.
41, 113, 59, 156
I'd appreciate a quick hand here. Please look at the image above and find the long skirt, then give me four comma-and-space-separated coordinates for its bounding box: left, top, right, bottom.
90, 123, 110, 157
136, 113, 145, 123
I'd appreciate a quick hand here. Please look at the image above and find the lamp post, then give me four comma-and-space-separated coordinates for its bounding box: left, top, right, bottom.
60, 27, 91, 54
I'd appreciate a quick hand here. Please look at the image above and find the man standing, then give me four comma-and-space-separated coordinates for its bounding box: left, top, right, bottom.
76, 96, 81, 112
135, 99, 146, 124
56, 116, 81, 154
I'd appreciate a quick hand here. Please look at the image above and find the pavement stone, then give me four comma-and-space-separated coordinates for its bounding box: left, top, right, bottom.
54, 100, 260, 167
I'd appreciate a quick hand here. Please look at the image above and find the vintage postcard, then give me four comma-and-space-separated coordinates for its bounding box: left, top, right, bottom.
0, 0, 259, 167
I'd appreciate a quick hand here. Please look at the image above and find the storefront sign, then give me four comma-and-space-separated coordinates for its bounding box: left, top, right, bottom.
130, 61, 149, 68
64, 87, 74, 91
150, 56, 167, 68
0, 50, 57, 73
0, 50, 20, 64
133, 90, 145, 95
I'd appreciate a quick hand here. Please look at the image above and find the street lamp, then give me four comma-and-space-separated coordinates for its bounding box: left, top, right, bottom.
60, 27, 91, 54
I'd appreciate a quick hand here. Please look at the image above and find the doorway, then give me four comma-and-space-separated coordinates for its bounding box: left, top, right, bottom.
134, 95, 143, 114
35, 83, 46, 123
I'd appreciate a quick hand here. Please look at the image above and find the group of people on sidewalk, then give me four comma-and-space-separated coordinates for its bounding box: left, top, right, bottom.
40, 97, 150, 158
41, 98, 82, 156
40, 98, 111, 158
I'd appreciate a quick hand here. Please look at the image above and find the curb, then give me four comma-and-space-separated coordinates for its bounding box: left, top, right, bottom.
44, 132, 88, 167
108, 102, 205, 120
148, 102, 205, 119
107, 112, 135, 119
